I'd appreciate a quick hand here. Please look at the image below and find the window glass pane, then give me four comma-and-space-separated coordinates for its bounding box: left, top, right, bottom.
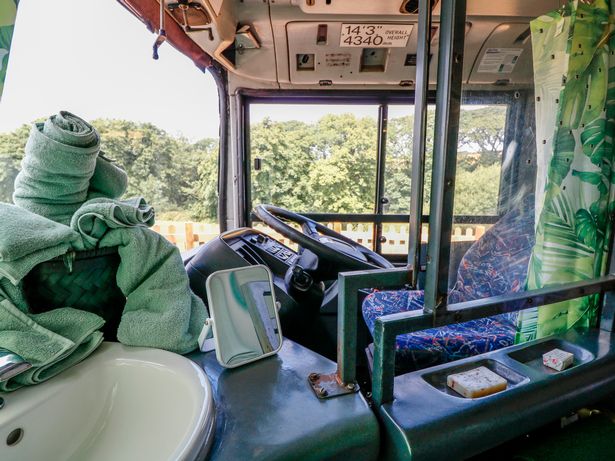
454, 102, 507, 216
384, 105, 413, 215
447, 90, 537, 294
249, 104, 379, 214
0, 0, 220, 253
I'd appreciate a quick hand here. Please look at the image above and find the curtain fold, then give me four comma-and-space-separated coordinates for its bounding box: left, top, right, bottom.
517, 0, 615, 342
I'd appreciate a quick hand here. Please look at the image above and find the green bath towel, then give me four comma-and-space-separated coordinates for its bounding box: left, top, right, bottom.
0, 203, 81, 284
0, 297, 104, 392
70, 197, 205, 353
12, 112, 127, 225
71, 197, 155, 248
83, 225, 205, 354
89, 153, 128, 200
12, 112, 100, 225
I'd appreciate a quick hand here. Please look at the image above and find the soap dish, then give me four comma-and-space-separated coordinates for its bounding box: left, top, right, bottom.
422, 359, 529, 399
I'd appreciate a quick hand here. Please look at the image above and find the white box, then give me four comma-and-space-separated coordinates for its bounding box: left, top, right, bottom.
543, 348, 574, 371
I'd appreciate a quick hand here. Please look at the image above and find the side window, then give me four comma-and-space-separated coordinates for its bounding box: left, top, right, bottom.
0, 1, 220, 253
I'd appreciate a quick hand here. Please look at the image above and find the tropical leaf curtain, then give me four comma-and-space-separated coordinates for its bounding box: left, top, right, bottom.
516, 0, 615, 342
0, 0, 18, 101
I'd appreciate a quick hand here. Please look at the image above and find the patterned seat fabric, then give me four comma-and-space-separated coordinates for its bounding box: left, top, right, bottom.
362, 196, 535, 371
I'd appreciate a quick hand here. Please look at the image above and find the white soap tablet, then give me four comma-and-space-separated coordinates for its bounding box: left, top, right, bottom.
542, 348, 574, 371
446, 366, 507, 398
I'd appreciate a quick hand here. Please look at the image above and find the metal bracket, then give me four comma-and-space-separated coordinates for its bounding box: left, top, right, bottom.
308, 372, 359, 400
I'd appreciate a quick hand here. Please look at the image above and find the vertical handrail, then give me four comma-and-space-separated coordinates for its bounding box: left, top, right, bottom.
423, 0, 467, 313
408, 0, 433, 285
373, 104, 389, 253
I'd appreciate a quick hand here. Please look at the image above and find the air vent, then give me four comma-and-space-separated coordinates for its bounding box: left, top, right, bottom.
236, 245, 265, 265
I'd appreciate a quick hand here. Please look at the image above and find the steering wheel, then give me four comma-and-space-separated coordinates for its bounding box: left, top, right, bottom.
253, 205, 394, 272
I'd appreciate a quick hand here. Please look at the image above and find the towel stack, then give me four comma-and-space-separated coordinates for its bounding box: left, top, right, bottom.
13, 112, 128, 225
0, 111, 206, 391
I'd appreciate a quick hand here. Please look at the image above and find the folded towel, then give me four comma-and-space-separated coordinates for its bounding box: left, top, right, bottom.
71, 197, 155, 248
89, 153, 128, 200
0, 203, 81, 284
0, 204, 80, 262
90, 224, 206, 354
0, 297, 104, 392
12, 112, 100, 225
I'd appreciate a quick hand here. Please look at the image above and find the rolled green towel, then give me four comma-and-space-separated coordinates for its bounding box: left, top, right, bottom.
0, 298, 104, 392
71, 197, 155, 249
88, 153, 128, 200
0, 203, 81, 284
12, 112, 100, 225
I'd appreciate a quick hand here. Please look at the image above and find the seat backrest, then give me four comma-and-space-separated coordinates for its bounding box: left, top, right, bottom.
447, 195, 535, 305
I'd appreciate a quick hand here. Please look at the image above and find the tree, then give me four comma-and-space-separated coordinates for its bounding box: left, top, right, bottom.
0, 123, 28, 203
250, 117, 316, 211
458, 106, 507, 156
307, 114, 378, 213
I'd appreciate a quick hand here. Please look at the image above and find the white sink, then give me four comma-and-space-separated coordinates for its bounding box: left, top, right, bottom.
0, 342, 215, 461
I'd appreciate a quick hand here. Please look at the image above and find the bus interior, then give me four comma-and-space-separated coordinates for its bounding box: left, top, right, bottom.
3, 0, 615, 460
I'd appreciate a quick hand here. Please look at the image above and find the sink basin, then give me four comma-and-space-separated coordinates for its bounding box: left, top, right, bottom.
0, 342, 215, 461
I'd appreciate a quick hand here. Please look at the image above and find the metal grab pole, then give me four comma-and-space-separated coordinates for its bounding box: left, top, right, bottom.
408, 0, 433, 286
423, 0, 467, 313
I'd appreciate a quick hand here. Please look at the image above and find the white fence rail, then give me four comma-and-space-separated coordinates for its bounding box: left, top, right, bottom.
152, 221, 492, 254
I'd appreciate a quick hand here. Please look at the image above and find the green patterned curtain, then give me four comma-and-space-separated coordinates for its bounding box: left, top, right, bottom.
0, 0, 18, 101
516, 0, 615, 342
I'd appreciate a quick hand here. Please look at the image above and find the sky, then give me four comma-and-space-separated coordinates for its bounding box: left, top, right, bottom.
0, 0, 220, 141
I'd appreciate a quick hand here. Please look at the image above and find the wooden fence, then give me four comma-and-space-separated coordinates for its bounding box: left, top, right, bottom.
152, 220, 492, 254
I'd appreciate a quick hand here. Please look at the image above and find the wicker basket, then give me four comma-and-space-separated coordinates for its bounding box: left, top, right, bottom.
23, 247, 126, 340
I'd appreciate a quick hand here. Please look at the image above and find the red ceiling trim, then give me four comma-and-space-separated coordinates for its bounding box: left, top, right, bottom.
117, 0, 213, 71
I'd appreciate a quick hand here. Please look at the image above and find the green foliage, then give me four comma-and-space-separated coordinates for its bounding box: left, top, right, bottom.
0, 106, 506, 223
0, 123, 28, 204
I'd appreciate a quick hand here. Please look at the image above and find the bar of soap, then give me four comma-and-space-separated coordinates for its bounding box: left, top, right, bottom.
542, 348, 574, 371
446, 366, 507, 398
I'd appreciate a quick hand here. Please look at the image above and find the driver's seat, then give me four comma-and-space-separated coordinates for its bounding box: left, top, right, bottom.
362, 196, 535, 371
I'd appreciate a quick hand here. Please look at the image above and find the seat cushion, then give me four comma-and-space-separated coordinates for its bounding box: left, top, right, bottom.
363, 290, 518, 370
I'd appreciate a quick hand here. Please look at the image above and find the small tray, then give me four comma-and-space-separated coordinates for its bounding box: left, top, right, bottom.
422, 359, 529, 399
508, 338, 594, 375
